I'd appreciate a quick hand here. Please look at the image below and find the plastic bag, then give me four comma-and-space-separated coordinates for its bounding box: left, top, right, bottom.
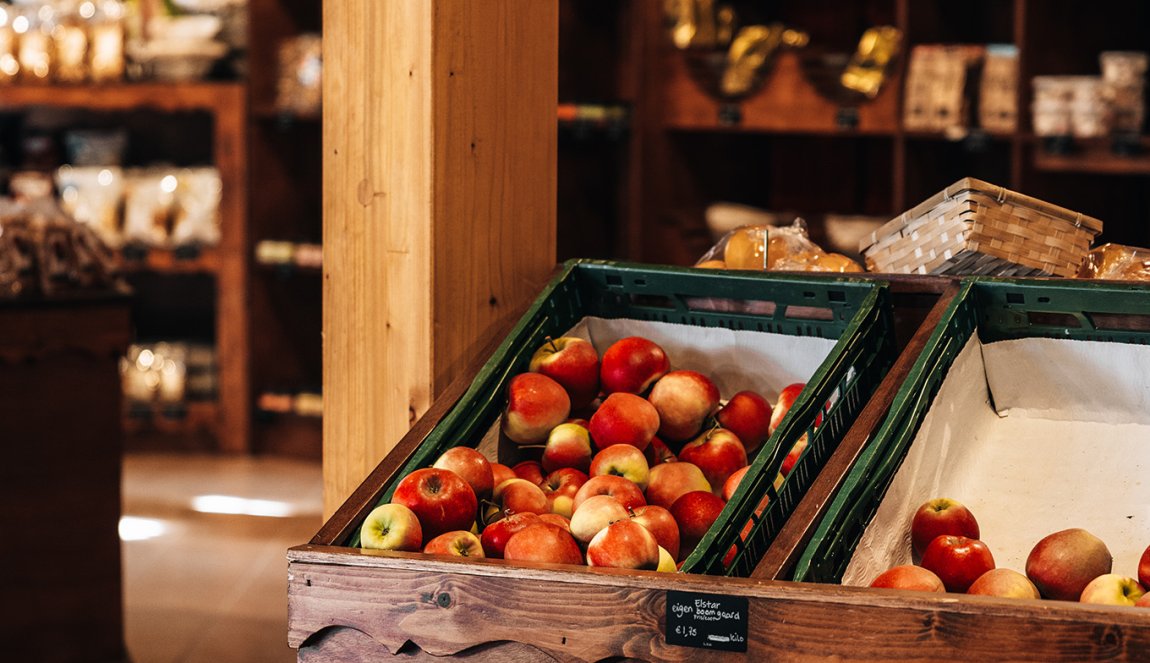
1076, 243, 1150, 281
695, 219, 864, 273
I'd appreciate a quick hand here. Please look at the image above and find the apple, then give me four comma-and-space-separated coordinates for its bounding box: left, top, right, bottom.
512, 460, 545, 486
529, 336, 600, 409
483, 478, 549, 526
588, 392, 660, 451
586, 519, 660, 570
1025, 528, 1112, 601
644, 436, 677, 467
360, 503, 423, 552
656, 546, 677, 572
599, 336, 670, 395
716, 390, 773, 454
503, 523, 584, 566
1079, 574, 1146, 606
1139, 543, 1150, 589
570, 494, 630, 543
572, 474, 647, 512
423, 530, 485, 558
539, 513, 571, 531
590, 443, 651, 490
1136, 593, 1150, 608
391, 468, 478, 541
501, 372, 571, 445
432, 447, 494, 501
770, 383, 806, 434
967, 568, 1040, 599
647, 370, 720, 442
491, 462, 517, 490
779, 434, 808, 477
869, 565, 945, 593
670, 490, 726, 560
629, 504, 680, 560
920, 535, 995, 593
910, 497, 981, 558
480, 512, 541, 558
541, 422, 594, 474
677, 427, 748, 497
721, 466, 750, 503
645, 461, 711, 510
540, 467, 588, 518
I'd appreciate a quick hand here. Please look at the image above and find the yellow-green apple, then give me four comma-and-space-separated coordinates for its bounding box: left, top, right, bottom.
572, 474, 646, 512
503, 523, 584, 566
590, 443, 651, 490
670, 490, 726, 560
589, 392, 659, 451
869, 565, 945, 592
645, 461, 711, 510
967, 568, 1040, 599
716, 390, 773, 454
360, 503, 423, 551
586, 519, 660, 570
920, 535, 995, 593
647, 370, 721, 442
570, 494, 629, 543
529, 336, 601, 409
629, 504, 680, 560
501, 372, 571, 445
539, 513, 571, 531
540, 467, 588, 518
480, 512, 541, 558
656, 545, 677, 572
769, 382, 806, 434
779, 434, 808, 477
910, 497, 981, 558
423, 530, 485, 558
1139, 543, 1150, 589
1079, 574, 1146, 606
541, 422, 593, 473
432, 447, 494, 500
644, 436, 677, 467
512, 460, 545, 486
677, 427, 748, 497
1025, 528, 1112, 601
491, 462, 517, 490
483, 478, 549, 526
599, 336, 670, 395
391, 468, 478, 540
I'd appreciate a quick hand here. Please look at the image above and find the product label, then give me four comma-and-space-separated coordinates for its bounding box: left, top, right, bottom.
665, 590, 748, 652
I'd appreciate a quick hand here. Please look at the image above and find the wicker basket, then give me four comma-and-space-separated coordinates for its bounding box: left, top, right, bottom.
861, 178, 1103, 277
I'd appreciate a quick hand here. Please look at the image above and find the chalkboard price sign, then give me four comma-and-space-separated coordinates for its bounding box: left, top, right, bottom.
665, 590, 749, 652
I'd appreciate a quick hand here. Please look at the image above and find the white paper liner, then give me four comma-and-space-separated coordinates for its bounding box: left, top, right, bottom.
842, 334, 1150, 587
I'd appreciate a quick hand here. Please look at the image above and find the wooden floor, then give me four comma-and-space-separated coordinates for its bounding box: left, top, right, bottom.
122, 453, 322, 663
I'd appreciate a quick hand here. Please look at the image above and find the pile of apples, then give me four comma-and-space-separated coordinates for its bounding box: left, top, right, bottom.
360, 334, 811, 571
870, 497, 1150, 607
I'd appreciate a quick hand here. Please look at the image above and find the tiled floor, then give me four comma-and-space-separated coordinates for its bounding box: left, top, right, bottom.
121, 453, 323, 663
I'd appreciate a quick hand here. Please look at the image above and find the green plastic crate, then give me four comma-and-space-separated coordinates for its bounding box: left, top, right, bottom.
793, 276, 1150, 584
347, 259, 897, 576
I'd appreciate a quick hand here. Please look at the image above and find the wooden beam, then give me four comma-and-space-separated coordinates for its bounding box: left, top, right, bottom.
322, 0, 558, 516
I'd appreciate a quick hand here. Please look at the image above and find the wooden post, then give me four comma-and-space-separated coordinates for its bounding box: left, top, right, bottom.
322, 1, 558, 516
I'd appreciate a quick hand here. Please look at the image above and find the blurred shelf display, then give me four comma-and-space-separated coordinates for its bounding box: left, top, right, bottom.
257, 389, 322, 419
254, 239, 321, 271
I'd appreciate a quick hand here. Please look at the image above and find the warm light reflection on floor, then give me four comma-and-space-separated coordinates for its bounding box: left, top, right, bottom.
119, 516, 168, 541
190, 494, 299, 518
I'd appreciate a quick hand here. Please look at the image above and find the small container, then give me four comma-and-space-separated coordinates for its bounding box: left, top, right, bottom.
1070, 101, 1109, 138
16, 4, 53, 83
1032, 75, 1077, 104
1100, 51, 1148, 87
1031, 99, 1073, 137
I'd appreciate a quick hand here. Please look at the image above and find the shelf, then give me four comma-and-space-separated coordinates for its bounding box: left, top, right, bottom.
1033, 138, 1150, 176
0, 82, 245, 113
251, 104, 321, 125
120, 247, 222, 275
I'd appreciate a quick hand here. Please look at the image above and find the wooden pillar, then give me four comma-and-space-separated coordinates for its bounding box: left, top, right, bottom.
322, 0, 558, 516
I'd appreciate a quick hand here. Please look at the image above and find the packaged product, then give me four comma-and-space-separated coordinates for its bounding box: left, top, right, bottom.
1076, 243, 1150, 281
695, 219, 864, 273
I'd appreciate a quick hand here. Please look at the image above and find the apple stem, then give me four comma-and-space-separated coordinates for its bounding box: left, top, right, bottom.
546, 336, 558, 353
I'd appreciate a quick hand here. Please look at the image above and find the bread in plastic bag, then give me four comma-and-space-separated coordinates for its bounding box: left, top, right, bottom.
695, 219, 864, 273
1076, 243, 1150, 281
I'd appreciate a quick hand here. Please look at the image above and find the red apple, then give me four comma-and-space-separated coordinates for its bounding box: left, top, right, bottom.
586, 519, 660, 570
540, 467, 588, 518
910, 497, 981, 558
422, 530, 485, 558
1025, 528, 1112, 601
1139, 543, 1150, 589
967, 568, 1040, 599
572, 474, 647, 512
629, 504, 680, 560
541, 422, 594, 473
483, 478, 548, 526
529, 336, 600, 409
359, 503, 423, 552
599, 336, 670, 395
391, 468, 478, 541
502, 372, 571, 445
644, 436, 677, 467
539, 513, 571, 531
1136, 593, 1150, 608
779, 434, 808, 477
1079, 574, 1146, 606
770, 383, 806, 434
869, 565, 945, 593
590, 443, 651, 490
670, 490, 726, 560
920, 535, 996, 593
645, 461, 711, 510
491, 462, 517, 490
503, 523, 584, 566
588, 392, 659, 451
570, 493, 630, 543
512, 460, 545, 486
432, 447, 495, 501
647, 370, 721, 442
716, 390, 773, 454
721, 466, 750, 503
480, 511, 541, 558
677, 427, 748, 497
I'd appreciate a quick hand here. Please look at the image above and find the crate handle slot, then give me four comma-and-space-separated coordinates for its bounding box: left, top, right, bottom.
784, 305, 834, 321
